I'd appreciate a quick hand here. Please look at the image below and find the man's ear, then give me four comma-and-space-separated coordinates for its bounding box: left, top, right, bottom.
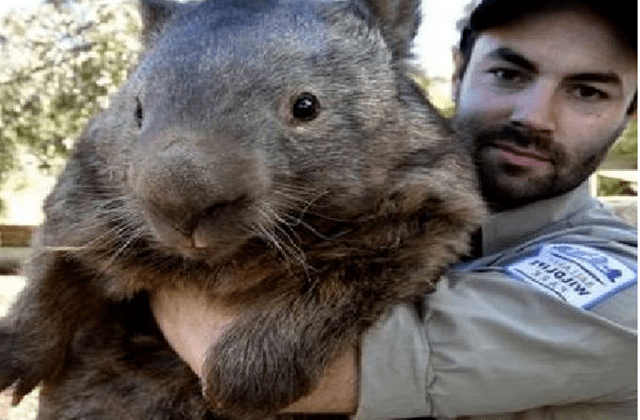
451, 47, 464, 103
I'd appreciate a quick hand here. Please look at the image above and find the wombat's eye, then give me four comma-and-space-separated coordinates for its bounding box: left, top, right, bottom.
292, 93, 320, 121
135, 97, 143, 128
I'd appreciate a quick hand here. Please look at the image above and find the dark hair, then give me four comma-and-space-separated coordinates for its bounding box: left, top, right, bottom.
457, 0, 637, 113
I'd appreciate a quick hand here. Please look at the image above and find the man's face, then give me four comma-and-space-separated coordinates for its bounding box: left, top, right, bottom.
452, 8, 637, 210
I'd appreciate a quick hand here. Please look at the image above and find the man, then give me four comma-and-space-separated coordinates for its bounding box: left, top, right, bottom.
152, 0, 638, 418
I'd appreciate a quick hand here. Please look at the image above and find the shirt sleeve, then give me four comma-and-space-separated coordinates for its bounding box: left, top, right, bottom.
354, 268, 637, 419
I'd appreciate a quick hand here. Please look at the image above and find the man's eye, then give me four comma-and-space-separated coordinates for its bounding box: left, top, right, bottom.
488, 68, 526, 85
570, 85, 609, 100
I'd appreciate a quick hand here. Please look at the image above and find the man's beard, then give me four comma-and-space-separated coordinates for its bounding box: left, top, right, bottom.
452, 119, 622, 211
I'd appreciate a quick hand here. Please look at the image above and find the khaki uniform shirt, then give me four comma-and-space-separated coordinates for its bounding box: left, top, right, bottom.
355, 183, 637, 419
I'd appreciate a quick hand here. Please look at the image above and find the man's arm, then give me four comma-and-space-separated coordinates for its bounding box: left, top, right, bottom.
356, 271, 637, 418
151, 241, 637, 418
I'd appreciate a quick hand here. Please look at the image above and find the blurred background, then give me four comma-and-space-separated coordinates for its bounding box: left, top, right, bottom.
0, 0, 636, 418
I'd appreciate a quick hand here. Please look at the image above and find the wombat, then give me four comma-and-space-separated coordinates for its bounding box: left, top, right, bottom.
0, 0, 485, 418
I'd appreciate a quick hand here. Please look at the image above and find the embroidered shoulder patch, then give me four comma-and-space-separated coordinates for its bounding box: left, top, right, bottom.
505, 244, 637, 309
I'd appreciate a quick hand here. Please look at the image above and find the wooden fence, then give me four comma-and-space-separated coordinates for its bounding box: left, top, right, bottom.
0, 225, 34, 274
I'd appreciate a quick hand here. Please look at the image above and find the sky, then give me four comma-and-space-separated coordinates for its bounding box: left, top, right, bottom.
0, 0, 41, 12
416, 0, 472, 78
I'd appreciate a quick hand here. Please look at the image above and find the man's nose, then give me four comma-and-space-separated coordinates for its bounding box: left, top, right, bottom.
509, 82, 556, 132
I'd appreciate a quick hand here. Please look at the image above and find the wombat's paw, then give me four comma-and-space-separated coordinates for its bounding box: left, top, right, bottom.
0, 328, 20, 391
0, 327, 57, 403
202, 329, 313, 419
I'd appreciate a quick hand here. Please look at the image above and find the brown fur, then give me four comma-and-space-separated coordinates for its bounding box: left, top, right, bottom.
0, 0, 485, 418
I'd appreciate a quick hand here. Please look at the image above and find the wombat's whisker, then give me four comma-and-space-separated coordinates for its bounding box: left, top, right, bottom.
100, 228, 143, 272
60, 213, 145, 262
272, 224, 308, 267
271, 182, 318, 195
253, 206, 308, 269
78, 219, 137, 252
43, 246, 84, 252
254, 223, 294, 263
41, 219, 135, 253
288, 210, 353, 223
269, 230, 313, 281
273, 188, 332, 229
273, 185, 329, 207
96, 197, 127, 209
284, 217, 343, 241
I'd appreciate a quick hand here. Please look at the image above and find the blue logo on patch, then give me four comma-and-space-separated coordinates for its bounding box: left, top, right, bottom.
552, 245, 623, 281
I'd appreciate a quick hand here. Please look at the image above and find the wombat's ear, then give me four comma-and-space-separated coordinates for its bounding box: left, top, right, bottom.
356, 0, 421, 59
139, 0, 184, 46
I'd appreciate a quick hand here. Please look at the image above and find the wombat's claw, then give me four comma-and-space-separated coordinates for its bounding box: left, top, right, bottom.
11, 376, 41, 404
0, 363, 49, 405
0, 329, 53, 403
0, 330, 20, 392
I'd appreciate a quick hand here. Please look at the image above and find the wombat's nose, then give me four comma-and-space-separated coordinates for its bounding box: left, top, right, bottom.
130, 128, 269, 250
143, 196, 252, 252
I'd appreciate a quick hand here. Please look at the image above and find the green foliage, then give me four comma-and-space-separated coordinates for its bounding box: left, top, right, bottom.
410, 68, 455, 117
609, 119, 637, 159
0, 0, 142, 182
597, 175, 637, 196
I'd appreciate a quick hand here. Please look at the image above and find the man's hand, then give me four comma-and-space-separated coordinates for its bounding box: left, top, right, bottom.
150, 288, 238, 379
150, 286, 358, 414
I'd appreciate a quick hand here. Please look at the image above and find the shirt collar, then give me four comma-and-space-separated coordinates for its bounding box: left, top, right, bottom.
481, 182, 593, 256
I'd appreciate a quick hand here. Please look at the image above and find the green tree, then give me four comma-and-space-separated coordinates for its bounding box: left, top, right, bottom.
609, 119, 637, 161
0, 0, 142, 182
